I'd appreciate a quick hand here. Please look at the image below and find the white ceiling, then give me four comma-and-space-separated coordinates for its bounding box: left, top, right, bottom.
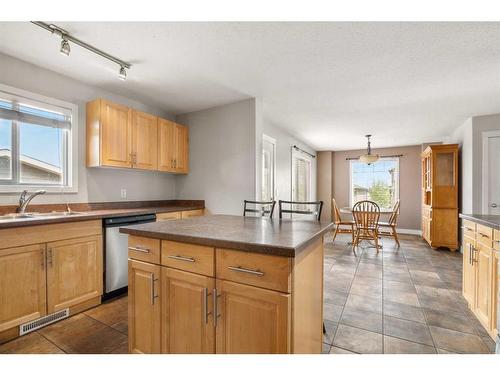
0, 22, 500, 150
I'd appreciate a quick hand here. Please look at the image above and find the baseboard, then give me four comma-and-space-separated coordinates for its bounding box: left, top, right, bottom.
396, 228, 422, 235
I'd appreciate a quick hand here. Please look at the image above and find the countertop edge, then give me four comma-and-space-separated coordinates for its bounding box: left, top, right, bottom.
120, 221, 334, 257
459, 214, 500, 230
0, 205, 205, 229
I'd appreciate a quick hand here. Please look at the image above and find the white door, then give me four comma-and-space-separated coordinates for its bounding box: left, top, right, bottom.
292, 150, 312, 202
485, 135, 500, 214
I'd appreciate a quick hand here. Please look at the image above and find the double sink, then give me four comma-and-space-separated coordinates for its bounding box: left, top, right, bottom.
0, 211, 86, 221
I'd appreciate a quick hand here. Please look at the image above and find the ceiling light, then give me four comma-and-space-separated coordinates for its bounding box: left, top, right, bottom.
60, 38, 70, 56
359, 135, 379, 165
118, 66, 127, 81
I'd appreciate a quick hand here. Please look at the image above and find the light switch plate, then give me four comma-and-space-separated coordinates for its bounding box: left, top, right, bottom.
120, 188, 127, 198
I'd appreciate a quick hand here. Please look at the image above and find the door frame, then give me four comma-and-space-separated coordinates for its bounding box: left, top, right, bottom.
482, 130, 500, 214
291, 147, 313, 202
262, 134, 277, 201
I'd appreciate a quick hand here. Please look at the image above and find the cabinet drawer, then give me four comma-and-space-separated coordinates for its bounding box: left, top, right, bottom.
477, 224, 493, 248
494, 229, 500, 251
462, 220, 476, 240
128, 236, 160, 264
161, 241, 214, 276
156, 211, 181, 221
181, 209, 204, 219
216, 249, 291, 293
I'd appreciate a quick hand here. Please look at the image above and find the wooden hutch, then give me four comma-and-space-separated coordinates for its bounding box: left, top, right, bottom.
421, 144, 459, 250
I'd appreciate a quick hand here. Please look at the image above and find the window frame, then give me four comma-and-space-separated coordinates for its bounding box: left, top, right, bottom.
0, 83, 78, 193
261, 134, 277, 201
291, 147, 313, 202
348, 157, 400, 209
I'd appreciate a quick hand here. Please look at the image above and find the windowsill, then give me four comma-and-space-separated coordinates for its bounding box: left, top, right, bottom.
0, 185, 78, 194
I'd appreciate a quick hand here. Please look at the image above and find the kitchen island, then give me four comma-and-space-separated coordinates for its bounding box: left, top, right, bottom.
120, 214, 333, 354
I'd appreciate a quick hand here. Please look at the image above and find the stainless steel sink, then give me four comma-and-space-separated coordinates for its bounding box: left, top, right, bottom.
0, 211, 86, 221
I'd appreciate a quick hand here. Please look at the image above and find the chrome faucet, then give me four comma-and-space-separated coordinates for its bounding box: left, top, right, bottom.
16, 190, 46, 214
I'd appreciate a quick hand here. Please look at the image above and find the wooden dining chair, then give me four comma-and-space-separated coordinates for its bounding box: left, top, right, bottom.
278, 200, 323, 221
378, 200, 401, 247
243, 200, 276, 218
352, 200, 381, 253
331, 198, 355, 243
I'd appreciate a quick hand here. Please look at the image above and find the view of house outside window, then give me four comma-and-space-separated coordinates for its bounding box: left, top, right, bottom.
350, 159, 399, 209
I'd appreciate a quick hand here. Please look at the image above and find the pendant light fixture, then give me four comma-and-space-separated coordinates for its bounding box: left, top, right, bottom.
359, 135, 380, 165
60, 37, 70, 56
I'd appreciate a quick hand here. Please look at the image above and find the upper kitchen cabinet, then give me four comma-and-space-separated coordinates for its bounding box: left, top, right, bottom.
131, 110, 158, 170
158, 118, 189, 174
87, 99, 132, 168
87, 99, 186, 173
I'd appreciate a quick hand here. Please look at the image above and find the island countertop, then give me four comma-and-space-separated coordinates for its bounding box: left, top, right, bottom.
459, 213, 500, 230
120, 214, 334, 257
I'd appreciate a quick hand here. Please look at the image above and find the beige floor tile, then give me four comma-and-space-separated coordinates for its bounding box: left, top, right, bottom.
384, 316, 434, 346
383, 300, 426, 323
383, 336, 436, 354
0, 332, 64, 354
340, 306, 383, 333
429, 326, 490, 354
333, 324, 383, 354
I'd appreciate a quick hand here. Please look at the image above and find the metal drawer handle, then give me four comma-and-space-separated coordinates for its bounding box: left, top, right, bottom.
213, 288, 221, 327
167, 255, 195, 263
128, 246, 150, 253
478, 233, 489, 238
150, 273, 159, 305
227, 266, 264, 276
461, 226, 472, 231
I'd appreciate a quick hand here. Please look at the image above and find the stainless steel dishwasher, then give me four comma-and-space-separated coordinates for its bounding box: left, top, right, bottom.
103, 214, 156, 300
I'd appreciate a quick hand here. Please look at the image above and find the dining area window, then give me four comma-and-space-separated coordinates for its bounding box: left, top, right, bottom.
349, 158, 399, 210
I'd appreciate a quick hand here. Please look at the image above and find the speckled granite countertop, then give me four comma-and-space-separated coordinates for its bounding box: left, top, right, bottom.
0, 201, 204, 229
459, 214, 500, 230
120, 214, 334, 257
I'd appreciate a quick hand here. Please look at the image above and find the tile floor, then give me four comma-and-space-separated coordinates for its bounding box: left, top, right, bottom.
322, 233, 496, 354
0, 233, 496, 354
0, 296, 128, 354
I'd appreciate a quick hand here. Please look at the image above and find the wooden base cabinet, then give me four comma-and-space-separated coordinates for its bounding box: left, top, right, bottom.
461, 220, 498, 340
161, 268, 215, 354
128, 236, 323, 354
47, 235, 103, 313
128, 260, 161, 354
0, 221, 103, 340
0, 244, 47, 332
215, 280, 290, 354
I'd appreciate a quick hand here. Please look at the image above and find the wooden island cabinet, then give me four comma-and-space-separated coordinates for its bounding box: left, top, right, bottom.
122, 215, 332, 354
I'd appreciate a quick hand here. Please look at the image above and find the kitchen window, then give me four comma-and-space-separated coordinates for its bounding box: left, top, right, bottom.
349, 158, 399, 209
0, 84, 77, 192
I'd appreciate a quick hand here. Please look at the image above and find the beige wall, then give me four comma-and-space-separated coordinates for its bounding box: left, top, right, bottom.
319, 145, 422, 231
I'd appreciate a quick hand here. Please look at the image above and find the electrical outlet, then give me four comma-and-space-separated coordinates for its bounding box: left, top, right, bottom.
120, 189, 127, 198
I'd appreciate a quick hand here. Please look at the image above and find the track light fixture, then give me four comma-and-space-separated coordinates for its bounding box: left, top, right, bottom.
60, 38, 70, 56
31, 21, 131, 80
118, 66, 127, 81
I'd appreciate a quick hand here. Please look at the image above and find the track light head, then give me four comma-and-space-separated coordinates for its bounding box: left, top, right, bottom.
60, 38, 70, 56
118, 66, 127, 81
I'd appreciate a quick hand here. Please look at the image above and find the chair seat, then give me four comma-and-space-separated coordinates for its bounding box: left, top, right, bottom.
337, 220, 354, 225
379, 221, 396, 227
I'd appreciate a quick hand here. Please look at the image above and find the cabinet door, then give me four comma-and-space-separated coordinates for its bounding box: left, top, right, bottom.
474, 243, 492, 328
174, 124, 189, 173
157, 118, 176, 172
46, 235, 103, 313
491, 250, 498, 333
462, 237, 475, 306
129, 260, 161, 353
215, 280, 290, 354
0, 244, 46, 332
132, 110, 158, 170
101, 100, 132, 168
161, 268, 215, 353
